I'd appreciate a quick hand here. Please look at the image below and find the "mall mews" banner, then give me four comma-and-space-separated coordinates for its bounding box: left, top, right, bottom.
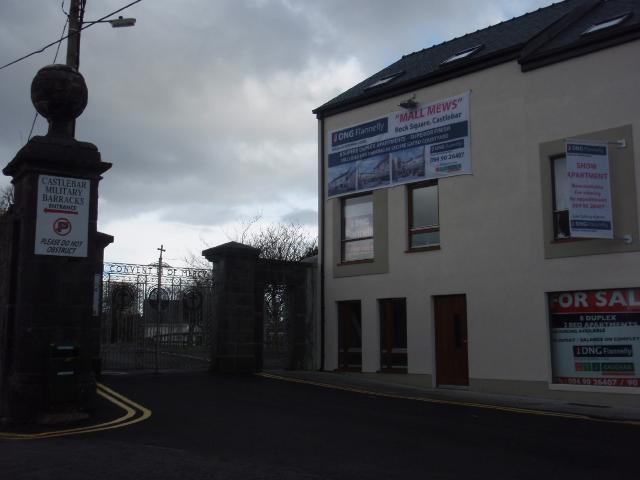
327, 92, 471, 198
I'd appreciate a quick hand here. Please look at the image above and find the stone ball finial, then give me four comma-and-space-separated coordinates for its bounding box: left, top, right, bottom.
30, 64, 88, 138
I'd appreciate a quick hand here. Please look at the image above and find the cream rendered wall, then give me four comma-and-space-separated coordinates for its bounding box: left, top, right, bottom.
322, 41, 640, 392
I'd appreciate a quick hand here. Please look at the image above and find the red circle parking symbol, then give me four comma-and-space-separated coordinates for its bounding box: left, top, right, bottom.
53, 217, 72, 236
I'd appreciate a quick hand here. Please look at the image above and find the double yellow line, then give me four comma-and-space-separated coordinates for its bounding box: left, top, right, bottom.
257, 372, 640, 427
0, 383, 152, 440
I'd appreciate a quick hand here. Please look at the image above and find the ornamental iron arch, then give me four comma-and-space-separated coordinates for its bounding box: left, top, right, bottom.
100, 262, 214, 372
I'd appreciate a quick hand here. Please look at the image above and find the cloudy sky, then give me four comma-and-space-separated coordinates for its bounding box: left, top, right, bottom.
0, 0, 556, 265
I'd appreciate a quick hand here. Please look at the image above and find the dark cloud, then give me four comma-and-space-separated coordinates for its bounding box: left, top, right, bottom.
280, 208, 318, 226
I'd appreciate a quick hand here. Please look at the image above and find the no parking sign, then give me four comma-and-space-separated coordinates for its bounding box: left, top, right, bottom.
35, 174, 90, 257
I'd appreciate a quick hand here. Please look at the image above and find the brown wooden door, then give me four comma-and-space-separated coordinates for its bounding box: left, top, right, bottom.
434, 295, 469, 386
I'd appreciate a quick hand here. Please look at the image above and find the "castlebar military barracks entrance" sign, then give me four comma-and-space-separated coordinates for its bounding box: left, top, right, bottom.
35, 174, 90, 257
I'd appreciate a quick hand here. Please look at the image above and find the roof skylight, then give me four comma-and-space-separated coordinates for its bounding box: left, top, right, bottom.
440, 44, 483, 65
364, 71, 403, 90
582, 13, 631, 35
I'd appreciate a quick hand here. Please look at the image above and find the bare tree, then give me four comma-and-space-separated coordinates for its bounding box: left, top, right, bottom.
185, 215, 317, 268
0, 185, 14, 215
248, 221, 317, 262
222, 213, 262, 245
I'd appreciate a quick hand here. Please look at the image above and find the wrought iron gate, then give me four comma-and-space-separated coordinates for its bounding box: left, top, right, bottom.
100, 262, 214, 372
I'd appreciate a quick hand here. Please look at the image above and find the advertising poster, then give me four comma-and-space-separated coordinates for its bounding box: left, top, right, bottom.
35, 174, 90, 257
565, 141, 613, 238
328, 92, 471, 198
549, 288, 640, 388
357, 154, 391, 190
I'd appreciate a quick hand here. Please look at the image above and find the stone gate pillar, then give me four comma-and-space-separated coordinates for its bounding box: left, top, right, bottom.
202, 242, 261, 373
0, 65, 112, 424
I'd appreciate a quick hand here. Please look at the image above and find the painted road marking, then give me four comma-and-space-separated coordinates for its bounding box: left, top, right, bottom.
0, 383, 151, 440
257, 372, 639, 427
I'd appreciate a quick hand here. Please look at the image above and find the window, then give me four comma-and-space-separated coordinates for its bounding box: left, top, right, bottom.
408, 181, 439, 249
540, 125, 639, 259
333, 189, 389, 277
548, 288, 640, 389
551, 155, 570, 239
337, 300, 362, 370
341, 194, 373, 262
364, 71, 404, 90
379, 298, 407, 372
440, 44, 483, 65
582, 13, 631, 35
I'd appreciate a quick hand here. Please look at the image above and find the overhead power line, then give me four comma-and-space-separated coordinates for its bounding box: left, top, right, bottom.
0, 0, 142, 72
27, 15, 70, 141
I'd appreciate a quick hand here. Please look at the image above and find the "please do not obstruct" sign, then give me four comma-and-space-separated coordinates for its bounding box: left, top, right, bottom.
35, 174, 90, 257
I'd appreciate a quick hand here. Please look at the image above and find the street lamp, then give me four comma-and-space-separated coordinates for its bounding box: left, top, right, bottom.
65, 0, 136, 136
107, 16, 136, 28
67, 1, 137, 70
85, 16, 137, 28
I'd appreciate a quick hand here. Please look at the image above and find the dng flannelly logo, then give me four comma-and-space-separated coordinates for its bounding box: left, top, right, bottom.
332, 118, 388, 147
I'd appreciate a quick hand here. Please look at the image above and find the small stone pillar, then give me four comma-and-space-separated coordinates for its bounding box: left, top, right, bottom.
0, 65, 112, 423
202, 242, 261, 373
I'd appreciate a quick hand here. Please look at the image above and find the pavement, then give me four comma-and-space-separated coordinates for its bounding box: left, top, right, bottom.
261, 369, 640, 423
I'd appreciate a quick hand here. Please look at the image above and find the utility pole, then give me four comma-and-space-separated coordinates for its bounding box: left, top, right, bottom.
66, 0, 84, 70
155, 244, 166, 374
66, 0, 84, 138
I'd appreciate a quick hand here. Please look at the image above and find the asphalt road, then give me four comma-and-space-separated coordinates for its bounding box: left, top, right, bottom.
1, 371, 637, 479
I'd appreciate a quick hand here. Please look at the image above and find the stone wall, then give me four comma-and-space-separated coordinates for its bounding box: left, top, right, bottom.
203, 242, 318, 373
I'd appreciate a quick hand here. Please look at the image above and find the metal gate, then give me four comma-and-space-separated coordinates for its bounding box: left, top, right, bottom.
100, 262, 214, 372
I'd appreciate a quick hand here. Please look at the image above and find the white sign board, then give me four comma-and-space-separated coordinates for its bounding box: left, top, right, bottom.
35, 175, 90, 257
327, 92, 471, 198
565, 141, 613, 239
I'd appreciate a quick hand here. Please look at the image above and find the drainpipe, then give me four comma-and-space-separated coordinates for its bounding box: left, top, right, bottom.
318, 115, 326, 371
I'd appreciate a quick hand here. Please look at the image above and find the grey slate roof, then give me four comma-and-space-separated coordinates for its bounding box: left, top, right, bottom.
313, 0, 640, 116
526, 0, 640, 55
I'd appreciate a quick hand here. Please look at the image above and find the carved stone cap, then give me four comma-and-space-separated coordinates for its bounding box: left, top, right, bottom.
31, 64, 88, 138
202, 241, 261, 262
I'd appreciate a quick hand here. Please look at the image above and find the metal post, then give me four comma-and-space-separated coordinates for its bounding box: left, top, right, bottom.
66, 0, 82, 70
66, 0, 84, 138
155, 245, 165, 374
